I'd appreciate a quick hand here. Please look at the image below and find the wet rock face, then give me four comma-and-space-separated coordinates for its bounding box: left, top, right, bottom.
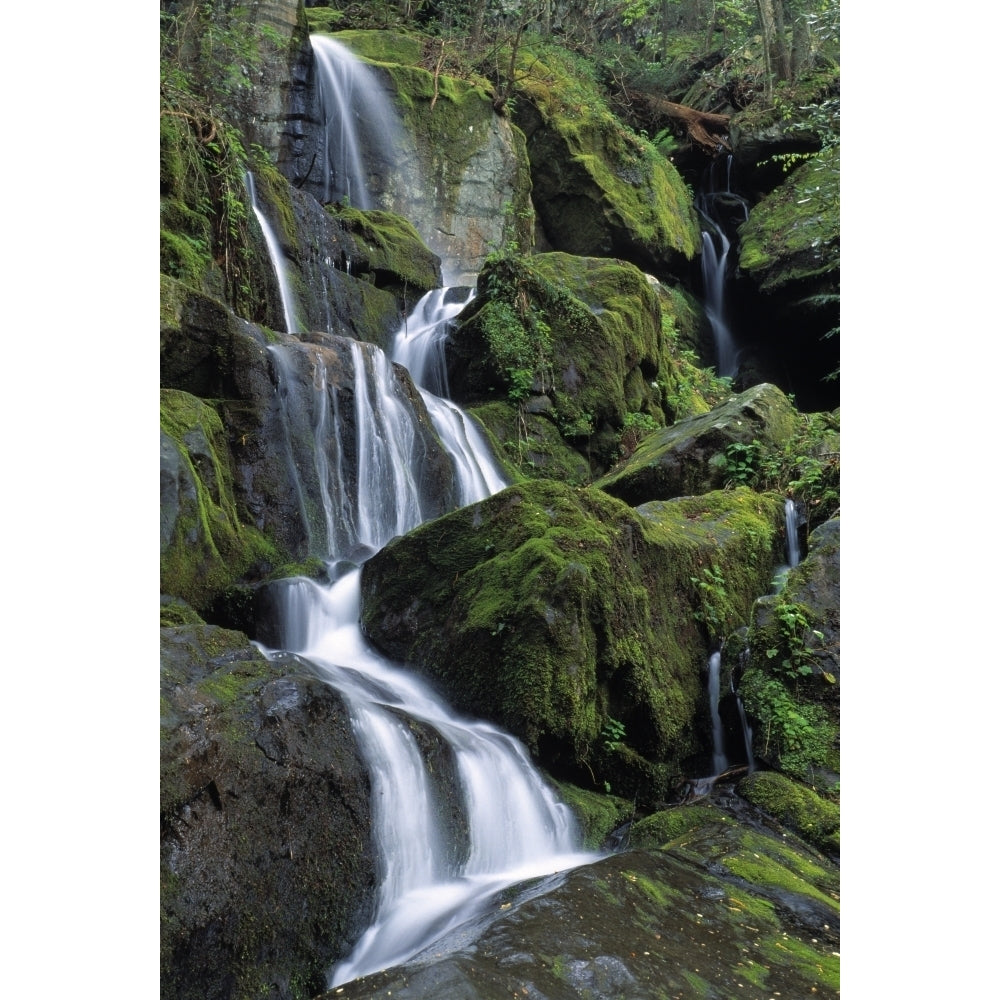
318, 799, 839, 1000
160, 625, 376, 1000
359, 478, 786, 798
595, 382, 800, 506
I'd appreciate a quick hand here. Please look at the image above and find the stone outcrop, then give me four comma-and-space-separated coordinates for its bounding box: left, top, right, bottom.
595, 382, 800, 506
359, 479, 786, 801
317, 798, 839, 1000
160, 615, 376, 1000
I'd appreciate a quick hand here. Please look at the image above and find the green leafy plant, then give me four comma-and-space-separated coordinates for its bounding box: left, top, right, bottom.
690, 564, 735, 638
722, 440, 764, 487
601, 717, 627, 753
765, 599, 825, 682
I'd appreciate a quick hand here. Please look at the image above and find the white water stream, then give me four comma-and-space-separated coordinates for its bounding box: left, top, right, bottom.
260, 291, 594, 987
696, 156, 748, 379
247, 38, 603, 985
245, 171, 301, 334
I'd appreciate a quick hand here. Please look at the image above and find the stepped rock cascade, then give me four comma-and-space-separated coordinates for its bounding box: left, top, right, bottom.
696, 155, 749, 378
259, 294, 594, 988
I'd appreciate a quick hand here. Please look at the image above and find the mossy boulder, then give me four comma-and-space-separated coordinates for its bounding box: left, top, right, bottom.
319, 797, 838, 1000
595, 382, 800, 505
330, 206, 441, 300
738, 770, 840, 859
161, 620, 376, 1000
359, 479, 786, 803
510, 42, 699, 277
740, 518, 840, 793
738, 144, 840, 295
448, 252, 666, 477
161, 388, 280, 615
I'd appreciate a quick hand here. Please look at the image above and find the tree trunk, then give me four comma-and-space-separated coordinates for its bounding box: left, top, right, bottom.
789, 4, 813, 78
757, 0, 791, 83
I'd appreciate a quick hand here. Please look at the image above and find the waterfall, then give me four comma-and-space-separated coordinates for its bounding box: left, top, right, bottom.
707, 650, 727, 775
392, 287, 506, 505
311, 34, 411, 210
732, 670, 755, 774
259, 291, 594, 988
245, 171, 301, 334
696, 156, 748, 379
785, 497, 801, 568
249, 40, 601, 986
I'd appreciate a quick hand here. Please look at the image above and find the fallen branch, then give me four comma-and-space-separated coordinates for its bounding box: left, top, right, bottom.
628, 90, 731, 154
430, 39, 446, 111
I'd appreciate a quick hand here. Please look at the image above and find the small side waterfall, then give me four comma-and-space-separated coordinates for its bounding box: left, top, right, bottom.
785, 497, 801, 568
733, 649, 755, 774
245, 171, 301, 334
707, 650, 727, 775
696, 156, 749, 379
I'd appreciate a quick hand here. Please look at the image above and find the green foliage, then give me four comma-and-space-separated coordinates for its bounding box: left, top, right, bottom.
690, 563, 736, 639
659, 317, 734, 420
721, 440, 763, 487
710, 413, 839, 531
160, 5, 284, 315
740, 672, 838, 785
765, 599, 826, 682
601, 717, 627, 753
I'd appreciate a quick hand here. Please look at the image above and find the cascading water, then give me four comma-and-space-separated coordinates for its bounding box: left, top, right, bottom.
696, 156, 749, 379
733, 650, 755, 774
707, 650, 727, 775
311, 35, 412, 211
785, 497, 801, 568
249, 39, 602, 986
260, 295, 594, 987
245, 171, 301, 334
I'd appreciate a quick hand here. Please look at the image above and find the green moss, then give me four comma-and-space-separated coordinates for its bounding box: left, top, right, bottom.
552, 781, 635, 849
759, 932, 840, 992
739, 771, 840, 858
331, 206, 440, 292
325, 29, 428, 70
455, 252, 667, 473
628, 804, 730, 850
721, 850, 836, 911
511, 40, 699, 262
160, 598, 205, 628
304, 6, 347, 35
469, 401, 590, 485
738, 145, 840, 292
160, 389, 280, 613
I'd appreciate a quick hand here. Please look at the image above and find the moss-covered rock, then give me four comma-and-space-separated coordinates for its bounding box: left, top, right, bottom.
738, 144, 840, 294
740, 518, 840, 793
161, 622, 376, 1000
161, 388, 280, 614
448, 251, 667, 477
553, 781, 636, 851
319, 798, 838, 1000
738, 770, 840, 858
595, 382, 801, 505
330, 205, 441, 297
510, 41, 699, 277
359, 479, 785, 803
